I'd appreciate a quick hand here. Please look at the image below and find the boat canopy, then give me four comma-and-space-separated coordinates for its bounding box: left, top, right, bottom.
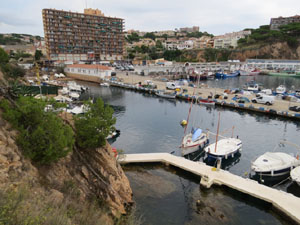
192, 128, 202, 142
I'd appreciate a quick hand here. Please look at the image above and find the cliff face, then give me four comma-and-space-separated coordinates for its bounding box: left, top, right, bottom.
0, 109, 133, 222
231, 42, 300, 61
185, 41, 300, 62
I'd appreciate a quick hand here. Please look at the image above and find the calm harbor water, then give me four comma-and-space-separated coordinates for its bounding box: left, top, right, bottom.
80, 75, 300, 225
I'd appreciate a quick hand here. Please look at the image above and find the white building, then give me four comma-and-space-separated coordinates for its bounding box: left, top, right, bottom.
246, 59, 300, 70
214, 30, 251, 49
65, 64, 114, 79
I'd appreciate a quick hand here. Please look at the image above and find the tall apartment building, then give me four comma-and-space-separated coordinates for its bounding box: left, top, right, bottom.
270, 15, 300, 30
42, 8, 124, 61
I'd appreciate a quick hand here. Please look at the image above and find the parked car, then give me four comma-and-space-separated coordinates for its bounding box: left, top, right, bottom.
289, 106, 300, 112
251, 95, 275, 105
166, 82, 181, 90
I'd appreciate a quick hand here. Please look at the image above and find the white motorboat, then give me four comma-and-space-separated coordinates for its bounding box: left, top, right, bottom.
60, 86, 69, 95
106, 129, 121, 140
155, 90, 177, 99
251, 152, 300, 178
54, 95, 73, 103
291, 166, 300, 186
181, 128, 209, 156
204, 138, 242, 160
69, 92, 80, 100
67, 104, 88, 115
275, 85, 286, 94
100, 82, 110, 87
68, 81, 87, 92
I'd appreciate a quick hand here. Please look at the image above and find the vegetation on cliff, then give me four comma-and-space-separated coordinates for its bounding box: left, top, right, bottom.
75, 98, 116, 149
238, 23, 300, 48
0, 97, 74, 164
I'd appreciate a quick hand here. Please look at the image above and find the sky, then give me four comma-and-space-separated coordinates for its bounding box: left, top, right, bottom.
0, 0, 299, 37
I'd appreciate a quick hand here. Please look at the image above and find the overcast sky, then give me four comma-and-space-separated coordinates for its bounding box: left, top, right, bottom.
0, 0, 299, 36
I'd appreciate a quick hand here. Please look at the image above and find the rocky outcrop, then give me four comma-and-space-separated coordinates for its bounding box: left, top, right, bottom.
0, 109, 133, 219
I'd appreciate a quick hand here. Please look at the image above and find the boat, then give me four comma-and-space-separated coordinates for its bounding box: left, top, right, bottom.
155, 90, 176, 99
240, 69, 260, 76
100, 82, 110, 87
291, 167, 300, 186
181, 128, 209, 156
243, 80, 262, 92
251, 152, 300, 180
106, 129, 121, 140
198, 98, 215, 106
181, 76, 209, 156
275, 85, 286, 94
69, 92, 80, 100
215, 71, 239, 79
268, 70, 300, 77
66, 104, 88, 115
204, 113, 242, 160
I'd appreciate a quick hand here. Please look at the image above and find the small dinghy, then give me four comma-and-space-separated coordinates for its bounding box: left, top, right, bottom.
155, 90, 176, 99
198, 99, 215, 106
291, 166, 300, 186
106, 129, 121, 140
251, 152, 300, 179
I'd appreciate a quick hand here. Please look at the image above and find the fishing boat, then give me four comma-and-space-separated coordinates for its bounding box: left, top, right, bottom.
215, 71, 239, 79
275, 85, 286, 94
268, 70, 300, 77
100, 82, 110, 87
198, 98, 215, 106
291, 167, 300, 186
251, 152, 300, 179
155, 90, 177, 99
240, 69, 261, 76
204, 113, 242, 160
243, 80, 262, 92
181, 128, 209, 156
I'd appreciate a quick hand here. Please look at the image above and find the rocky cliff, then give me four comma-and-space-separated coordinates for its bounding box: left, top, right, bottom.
184, 41, 300, 62
0, 105, 133, 223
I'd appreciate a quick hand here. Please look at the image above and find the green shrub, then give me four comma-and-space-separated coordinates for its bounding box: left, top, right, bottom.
74, 98, 116, 149
0, 97, 74, 164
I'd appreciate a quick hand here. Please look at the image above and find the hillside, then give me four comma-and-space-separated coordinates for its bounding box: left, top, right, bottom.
0, 70, 133, 224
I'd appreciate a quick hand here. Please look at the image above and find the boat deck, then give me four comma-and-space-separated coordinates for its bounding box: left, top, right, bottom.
119, 153, 300, 224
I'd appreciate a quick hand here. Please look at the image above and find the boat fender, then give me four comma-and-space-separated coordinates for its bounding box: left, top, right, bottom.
297, 155, 299, 160
112, 147, 118, 158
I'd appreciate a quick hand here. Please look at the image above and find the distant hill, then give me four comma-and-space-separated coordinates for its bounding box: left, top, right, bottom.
0, 33, 42, 45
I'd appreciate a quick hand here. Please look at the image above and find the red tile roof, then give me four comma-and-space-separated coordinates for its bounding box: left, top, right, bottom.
67, 64, 112, 70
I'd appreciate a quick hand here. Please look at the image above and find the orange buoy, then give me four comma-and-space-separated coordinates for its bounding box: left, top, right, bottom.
112, 147, 118, 158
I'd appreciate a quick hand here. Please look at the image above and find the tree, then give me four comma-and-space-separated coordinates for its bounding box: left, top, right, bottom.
0, 48, 9, 64
1, 63, 25, 79
74, 98, 116, 149
34, 50, 43, 61
0, 97, 74, 164
144, 32, 156, 40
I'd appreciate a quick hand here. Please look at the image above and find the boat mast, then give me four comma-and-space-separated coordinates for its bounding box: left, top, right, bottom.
183, 73, 200, 135
214, 112, 221, 153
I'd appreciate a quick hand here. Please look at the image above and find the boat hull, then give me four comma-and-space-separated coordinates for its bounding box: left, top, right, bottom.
205, 146, 241, 160
198, 99, 215, 106
181, 135, 209, 156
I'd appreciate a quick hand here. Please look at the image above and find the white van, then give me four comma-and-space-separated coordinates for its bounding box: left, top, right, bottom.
252, 95, 275, 105
166, 82, 181, 90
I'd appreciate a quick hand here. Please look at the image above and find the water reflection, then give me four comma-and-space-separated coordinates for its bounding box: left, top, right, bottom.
124, 164, 288, 225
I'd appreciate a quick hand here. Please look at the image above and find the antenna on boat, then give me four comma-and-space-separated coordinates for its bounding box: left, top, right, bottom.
231, 126, 235, 138
214, 112, 221, 153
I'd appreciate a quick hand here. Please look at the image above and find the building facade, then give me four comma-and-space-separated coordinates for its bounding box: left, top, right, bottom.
213, 30, 251, 49
42, 8, 124, 61
246, 59, 300, 70
65, 64, 114, 81
270, 15, 300, 30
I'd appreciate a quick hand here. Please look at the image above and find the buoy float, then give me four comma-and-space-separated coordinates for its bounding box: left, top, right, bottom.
180, 120, 187, 126
112, 147, 118, 158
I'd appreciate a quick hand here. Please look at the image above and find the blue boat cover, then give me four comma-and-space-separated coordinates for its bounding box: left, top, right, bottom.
192, 128, 202, 142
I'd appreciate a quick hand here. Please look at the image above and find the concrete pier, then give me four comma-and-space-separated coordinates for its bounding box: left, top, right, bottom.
119, 153, 300, 224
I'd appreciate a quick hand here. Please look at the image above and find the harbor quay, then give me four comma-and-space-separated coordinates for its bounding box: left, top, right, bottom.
103, 72, 300, 120
118, 153, 300, 224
